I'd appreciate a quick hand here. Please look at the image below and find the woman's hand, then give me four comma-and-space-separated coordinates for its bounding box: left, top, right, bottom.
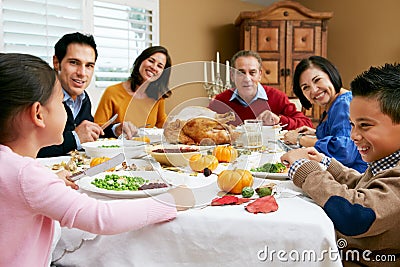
283, 126, 316, 145
56, 169, 79, 190
283, 130, 299, 145
296, 126, 316, 135
115, 121, 138, 139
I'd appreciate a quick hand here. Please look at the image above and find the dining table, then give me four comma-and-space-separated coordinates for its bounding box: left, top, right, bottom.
43, 148, 343, 267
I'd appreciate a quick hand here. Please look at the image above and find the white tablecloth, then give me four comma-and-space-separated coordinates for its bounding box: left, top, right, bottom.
52, 172, 342, 267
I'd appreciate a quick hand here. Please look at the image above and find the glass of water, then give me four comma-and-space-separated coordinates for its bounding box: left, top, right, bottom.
243, 119, 263, 150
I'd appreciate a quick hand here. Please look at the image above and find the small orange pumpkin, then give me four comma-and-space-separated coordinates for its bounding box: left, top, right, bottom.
90, 157, 115, 171
189, 154, 219, 172
217, 169, 253, 194
132, 136, 150, 143
213, 145, 238, 163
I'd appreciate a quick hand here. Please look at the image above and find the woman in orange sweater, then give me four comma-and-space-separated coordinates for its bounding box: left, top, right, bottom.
94, 46, 172, 135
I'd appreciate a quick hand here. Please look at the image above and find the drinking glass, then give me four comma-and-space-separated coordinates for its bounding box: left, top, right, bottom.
243, 119, 263, 150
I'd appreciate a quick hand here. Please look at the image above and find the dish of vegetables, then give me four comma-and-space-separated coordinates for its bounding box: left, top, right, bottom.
77, 171, 170, 198
250, 162, 289, 180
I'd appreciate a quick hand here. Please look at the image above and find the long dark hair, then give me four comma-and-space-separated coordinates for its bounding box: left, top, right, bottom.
293, 56, 342, 109
0, 53, 57, 143
129, 46, 172, 100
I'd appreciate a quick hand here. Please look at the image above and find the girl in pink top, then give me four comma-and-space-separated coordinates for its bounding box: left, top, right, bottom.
0, 53, 194, 267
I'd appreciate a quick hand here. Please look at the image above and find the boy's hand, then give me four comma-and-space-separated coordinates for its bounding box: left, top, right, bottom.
56, 169, 79, 190
281, 147, 323, 166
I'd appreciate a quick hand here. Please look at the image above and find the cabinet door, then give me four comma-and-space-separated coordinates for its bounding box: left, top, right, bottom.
255, 21, 286, 91
241, 21, 286, 92
287, 20, 324, 120
240, 19, 326, 124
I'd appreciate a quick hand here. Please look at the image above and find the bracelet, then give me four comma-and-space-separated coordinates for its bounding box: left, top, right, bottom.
296, 133, 305, 147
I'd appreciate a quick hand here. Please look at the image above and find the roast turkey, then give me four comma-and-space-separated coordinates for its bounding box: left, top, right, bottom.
163, 110, 240, 145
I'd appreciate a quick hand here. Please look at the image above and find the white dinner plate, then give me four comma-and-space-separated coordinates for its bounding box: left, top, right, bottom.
36, 156, 89, 173
137, 128, 164, 143
36, 156, 73, 168
81, 139, 147, 158
77, 171, 170, 198
251, 171, 289, 180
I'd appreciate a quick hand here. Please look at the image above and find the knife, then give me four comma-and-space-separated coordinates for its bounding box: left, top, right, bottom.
100, 114, 118, 130
70, 153, 125, 181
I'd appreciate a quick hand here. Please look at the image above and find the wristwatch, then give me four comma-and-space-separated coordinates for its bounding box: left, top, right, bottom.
296, 133, 305, 147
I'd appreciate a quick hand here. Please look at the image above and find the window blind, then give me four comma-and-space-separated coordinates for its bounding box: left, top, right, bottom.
93, 0, 159, 89
0, 0, 84, 64
0, 0, 159, 89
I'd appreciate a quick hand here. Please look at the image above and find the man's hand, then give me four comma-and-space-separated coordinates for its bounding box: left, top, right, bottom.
56, 169, 79, 190
257, 110, 280, 126
114, 121, 139, 139
75, 120, 103, 143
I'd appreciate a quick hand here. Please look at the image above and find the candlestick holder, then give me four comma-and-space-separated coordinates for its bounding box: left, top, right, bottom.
203, 78, 224, 99
224, 79, 231, 91
203, 60, 231, 99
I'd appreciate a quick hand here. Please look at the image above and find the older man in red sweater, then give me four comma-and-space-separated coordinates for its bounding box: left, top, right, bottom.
208, 50, 312, 130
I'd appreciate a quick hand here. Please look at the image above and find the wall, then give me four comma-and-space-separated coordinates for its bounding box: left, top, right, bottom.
159, 0, 400, 115
298, 0, 400, 87
159, 0, 264, 113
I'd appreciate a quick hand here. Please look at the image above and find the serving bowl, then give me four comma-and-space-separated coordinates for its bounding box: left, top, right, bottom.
146, 145, 201, 167
82, 139, 147, 158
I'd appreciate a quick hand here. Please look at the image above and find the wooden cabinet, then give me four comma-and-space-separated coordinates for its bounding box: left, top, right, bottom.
235, 1, 333, 124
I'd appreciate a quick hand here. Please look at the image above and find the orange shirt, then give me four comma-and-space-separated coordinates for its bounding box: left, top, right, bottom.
94, 82, 167, 128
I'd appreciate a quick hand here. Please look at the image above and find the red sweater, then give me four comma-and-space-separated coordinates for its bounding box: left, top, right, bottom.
208, 85, 313, 130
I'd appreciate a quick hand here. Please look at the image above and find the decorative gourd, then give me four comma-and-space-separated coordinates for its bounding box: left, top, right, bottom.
213, 145, 238, 163
189, 154, 219, 172
217, 169, 253, 194
90, 157, 115, 171
133, 136, 150, 143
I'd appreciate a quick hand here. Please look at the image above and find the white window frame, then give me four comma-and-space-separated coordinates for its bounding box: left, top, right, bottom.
93, 0, 160, 89
0, 0, 159, 90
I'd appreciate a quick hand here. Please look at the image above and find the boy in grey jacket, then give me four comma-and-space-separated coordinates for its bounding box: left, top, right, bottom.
281, 63, 400, 266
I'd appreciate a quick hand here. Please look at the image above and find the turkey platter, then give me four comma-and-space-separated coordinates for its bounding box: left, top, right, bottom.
164, 110, 240, 145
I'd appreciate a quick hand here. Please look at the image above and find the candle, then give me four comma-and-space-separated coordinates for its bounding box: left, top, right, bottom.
204, 62, 207, 83
216, 52, 220, 75
225, 60, 230, 86
211, 61, 215, 83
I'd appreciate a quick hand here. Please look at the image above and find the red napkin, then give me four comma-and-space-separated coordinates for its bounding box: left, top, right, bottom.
211, 195, 252, 206
245, 196, 278, 214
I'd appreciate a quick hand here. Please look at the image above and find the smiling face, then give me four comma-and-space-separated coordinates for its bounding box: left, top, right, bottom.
232, 56, 262, 103
53, 43, 96, 100
350, 96, 400, 162
299, 66, 337, 108
139, 52, 167, 83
